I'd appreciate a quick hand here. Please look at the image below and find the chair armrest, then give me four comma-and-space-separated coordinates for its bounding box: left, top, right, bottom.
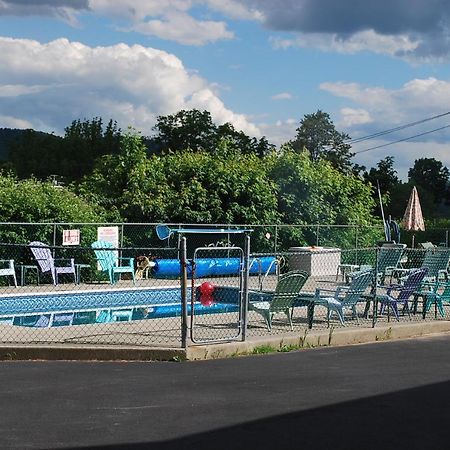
0, 259, 14, 264
54, 258, 75, 266
117, 257, 134, 266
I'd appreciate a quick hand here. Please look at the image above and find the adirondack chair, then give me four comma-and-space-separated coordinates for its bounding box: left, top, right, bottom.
377, 268, 428, 321
248, 270, 309, 331
0, 259, 17, 287
91, 240, 135, 285
312, 269, 374, 327
29, 241, 76, 285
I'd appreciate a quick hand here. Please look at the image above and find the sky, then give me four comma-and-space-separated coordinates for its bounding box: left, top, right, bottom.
1, 0, 450, 179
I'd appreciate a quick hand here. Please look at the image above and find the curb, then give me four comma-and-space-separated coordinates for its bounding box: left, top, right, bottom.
1, 321, 450, 361
186, 321, 450, 360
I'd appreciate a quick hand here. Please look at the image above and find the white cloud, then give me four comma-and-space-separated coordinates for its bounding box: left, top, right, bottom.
321, 78, 450, 125
0, 84, 47, 97
203, 0, 263, 21
353, 139, 450, 181
339, 108, 373, 128
270, 30, 418, 57
130, 11, 233, 46
258, 118, 297, 147
90, 0, 235, 45
271, 92, 293, 100
0, 114, 33, 129
0, 37, 260, 136
319, 77, 450, 176
0, 0, 87, 25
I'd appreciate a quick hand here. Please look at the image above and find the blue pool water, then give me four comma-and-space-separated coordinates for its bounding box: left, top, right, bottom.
0, 287, 240, 328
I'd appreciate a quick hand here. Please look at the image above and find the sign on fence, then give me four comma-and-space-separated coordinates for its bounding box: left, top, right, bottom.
97, 226, 119, 269
62, 229, 80, 246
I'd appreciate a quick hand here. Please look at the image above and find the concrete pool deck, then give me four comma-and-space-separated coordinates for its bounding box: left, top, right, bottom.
1, 319, 450, 361
1, 274, 450, 361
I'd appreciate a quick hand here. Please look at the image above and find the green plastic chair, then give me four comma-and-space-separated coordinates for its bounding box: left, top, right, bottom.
313, 270, 374, 327
347, 245, 405, 284
420, 280, 450, 318
248, 270, 309, 331
91, 240, 135, 285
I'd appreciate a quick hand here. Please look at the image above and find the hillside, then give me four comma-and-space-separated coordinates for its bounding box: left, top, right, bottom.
0, 128, 28, 160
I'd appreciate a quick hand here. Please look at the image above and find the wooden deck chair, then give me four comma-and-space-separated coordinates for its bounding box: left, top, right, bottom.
29, 241, 75, 286
0, 259, 17, 287
91, 240, 135, 285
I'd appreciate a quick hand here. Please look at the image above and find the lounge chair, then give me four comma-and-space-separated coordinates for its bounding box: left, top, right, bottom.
377, 268, 428, 321
311, 269, 374, 327
248, 270, 309, 331
91, 240, 135, 285
415, 279, 450, 319
345, 244, 406, 285
395, 248, 450, 283
29, 241, 76, 285
0, 259, 17, 287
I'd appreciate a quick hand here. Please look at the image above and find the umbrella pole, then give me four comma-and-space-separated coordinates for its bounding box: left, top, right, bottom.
412, 234, 415, 249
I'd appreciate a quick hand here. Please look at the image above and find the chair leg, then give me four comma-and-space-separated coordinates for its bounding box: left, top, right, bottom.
307, 302, 315, 329
285, 309, 293, 331
390, 303, 400, 321
336, 307, 345, 326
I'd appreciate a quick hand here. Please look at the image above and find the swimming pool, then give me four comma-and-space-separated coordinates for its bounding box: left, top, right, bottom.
0, 286, 240, 328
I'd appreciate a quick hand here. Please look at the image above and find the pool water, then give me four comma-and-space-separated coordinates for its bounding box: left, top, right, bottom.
0, 286, 240, 328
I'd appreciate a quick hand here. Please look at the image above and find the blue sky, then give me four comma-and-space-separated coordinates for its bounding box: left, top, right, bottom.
1, 0, 450, 179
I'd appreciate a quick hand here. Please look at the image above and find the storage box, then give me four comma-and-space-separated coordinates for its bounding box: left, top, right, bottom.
288, 247, 341, 276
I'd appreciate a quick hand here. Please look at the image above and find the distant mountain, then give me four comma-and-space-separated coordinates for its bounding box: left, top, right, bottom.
0, 128, 27, 160
0, 128, 61, 161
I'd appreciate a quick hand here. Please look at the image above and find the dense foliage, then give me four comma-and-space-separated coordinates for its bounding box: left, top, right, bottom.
0, 109, 449, 250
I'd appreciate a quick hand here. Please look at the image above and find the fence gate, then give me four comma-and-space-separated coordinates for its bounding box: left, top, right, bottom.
185, 245, 248, 344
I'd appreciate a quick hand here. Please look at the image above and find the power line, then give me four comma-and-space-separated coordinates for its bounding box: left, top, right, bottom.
347, 111, 450, 144
354, 124, 450, 154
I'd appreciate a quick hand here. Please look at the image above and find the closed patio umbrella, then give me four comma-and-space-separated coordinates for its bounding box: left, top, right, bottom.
402, 186, 425, 248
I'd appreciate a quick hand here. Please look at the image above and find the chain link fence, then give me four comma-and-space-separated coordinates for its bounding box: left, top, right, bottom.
0, 224, 449, 351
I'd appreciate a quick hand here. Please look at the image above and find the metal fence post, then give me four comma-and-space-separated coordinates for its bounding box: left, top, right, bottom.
241, 233, 251, 341
180, 237, 188, 349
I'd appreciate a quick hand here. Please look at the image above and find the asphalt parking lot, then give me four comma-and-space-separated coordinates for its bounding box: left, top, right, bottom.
2, 334, 450, 449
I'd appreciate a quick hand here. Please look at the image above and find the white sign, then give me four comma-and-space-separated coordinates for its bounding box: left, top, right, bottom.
97, 226, 119, 269
62, 229, 80, 246
97, 226, 119, 247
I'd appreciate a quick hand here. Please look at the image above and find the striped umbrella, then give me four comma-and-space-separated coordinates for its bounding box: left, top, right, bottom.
402, 186, 425, 248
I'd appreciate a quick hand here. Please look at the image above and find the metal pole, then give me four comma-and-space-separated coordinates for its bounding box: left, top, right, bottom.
377, 180, 388, 240
180, 237, 188, 349
52, 223, 57, 257
274, 225, 278, 253
241, 234, 251, 341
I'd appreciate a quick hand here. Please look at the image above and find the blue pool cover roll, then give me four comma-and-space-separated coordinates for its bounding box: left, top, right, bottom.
153, 256, 276, 277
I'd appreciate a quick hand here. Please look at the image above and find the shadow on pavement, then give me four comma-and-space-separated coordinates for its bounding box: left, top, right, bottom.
66, 379, 450, 450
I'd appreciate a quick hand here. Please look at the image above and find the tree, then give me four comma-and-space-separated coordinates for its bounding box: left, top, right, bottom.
8, 130, 63, 179
408, 158, 449, 205
364, 156, 399, 195
364, 156, 400, 216
0, 172, 110, 248
8, 118, 121, 182
291, 110, 354, 173
78, 132, 279, 225
63, 117, 121, 180
149, 109, 274, 156
267, 146, 378, 248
